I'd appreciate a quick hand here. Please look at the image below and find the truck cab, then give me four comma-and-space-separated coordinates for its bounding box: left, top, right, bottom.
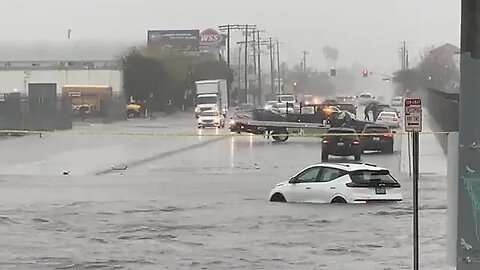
195, 80, 228, 118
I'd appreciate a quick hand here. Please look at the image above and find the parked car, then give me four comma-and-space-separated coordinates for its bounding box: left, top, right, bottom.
268, 163, 402, 204
321, 128, 362, 161
360, 124, 395, 153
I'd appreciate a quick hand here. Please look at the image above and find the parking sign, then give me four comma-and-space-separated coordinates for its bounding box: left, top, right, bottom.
404, 98, 422, 132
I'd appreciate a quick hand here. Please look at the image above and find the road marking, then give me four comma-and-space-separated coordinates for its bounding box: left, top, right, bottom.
95, 136, 227, 175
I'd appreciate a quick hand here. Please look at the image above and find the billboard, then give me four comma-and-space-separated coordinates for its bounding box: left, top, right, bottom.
147, 30, 200, 51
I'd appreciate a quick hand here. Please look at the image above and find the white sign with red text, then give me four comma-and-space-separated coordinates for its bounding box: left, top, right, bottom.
404, 98, 422, 132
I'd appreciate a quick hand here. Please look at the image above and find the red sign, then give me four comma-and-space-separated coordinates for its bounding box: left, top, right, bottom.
200, 28, 222, 46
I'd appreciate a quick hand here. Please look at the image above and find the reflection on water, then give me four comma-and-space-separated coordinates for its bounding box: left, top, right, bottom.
230, 136, 235, 168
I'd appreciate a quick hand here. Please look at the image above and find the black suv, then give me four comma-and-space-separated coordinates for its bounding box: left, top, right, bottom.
360, 124, 395, 153
322, 128, 362, 162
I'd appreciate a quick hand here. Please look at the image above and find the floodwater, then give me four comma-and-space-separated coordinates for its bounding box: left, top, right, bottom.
0, 114, 449, 269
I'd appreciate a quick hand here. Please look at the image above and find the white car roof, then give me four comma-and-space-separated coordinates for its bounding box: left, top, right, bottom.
306, 163, 387, 172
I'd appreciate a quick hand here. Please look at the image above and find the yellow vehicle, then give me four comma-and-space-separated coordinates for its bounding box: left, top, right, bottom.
62, 85, 112, 114
127, 101, 144, 118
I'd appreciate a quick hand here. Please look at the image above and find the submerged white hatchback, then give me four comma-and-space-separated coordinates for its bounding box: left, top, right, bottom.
269, 163, 402, 204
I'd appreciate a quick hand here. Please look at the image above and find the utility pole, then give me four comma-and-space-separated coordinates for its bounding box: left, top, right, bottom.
269, 38, 275, 96
219, 24, 237, 106
244, 24, 249, 103
457, 0, 480, 269
400, 41, 410, 71
219, 24, 255, 105
302, 51, 309, 73
238, 45, 242, 92
276, 41, 281, 95
252, 30, 257, 74
257, 31, 262, 105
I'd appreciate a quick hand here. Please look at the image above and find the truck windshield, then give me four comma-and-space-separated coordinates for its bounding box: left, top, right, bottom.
201, 112, 218, 117
279, 96, 295, 102
197, 96, 217, 105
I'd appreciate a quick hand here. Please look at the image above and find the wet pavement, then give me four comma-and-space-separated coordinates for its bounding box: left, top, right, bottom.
0, 112, 449, 269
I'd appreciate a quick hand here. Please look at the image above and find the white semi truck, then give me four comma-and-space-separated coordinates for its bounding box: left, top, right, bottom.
195, 79, 228, 118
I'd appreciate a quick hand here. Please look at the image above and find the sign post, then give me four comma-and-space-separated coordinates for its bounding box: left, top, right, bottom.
404, 98, 422, 270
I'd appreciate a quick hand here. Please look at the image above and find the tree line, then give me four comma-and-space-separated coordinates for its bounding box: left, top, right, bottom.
123, 47, 233, 111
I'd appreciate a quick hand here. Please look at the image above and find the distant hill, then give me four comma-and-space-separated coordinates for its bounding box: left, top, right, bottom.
0, 40, 140, 61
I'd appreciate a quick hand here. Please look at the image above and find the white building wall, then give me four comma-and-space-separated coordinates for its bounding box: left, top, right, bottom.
0, 69, 123, 95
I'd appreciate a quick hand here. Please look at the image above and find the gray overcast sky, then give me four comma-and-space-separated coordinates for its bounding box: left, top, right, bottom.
0, 0, 460, 72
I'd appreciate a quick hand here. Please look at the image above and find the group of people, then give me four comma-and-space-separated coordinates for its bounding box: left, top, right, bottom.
363, 102, 380, 121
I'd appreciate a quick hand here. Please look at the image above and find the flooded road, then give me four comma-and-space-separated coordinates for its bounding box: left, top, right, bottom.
0, 114, 448, 269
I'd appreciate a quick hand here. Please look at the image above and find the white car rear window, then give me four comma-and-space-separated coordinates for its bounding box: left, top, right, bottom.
350, 170, 397, 184
380, 112, 397, 118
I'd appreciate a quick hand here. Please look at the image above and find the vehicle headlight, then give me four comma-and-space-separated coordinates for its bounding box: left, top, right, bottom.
195, 107, 201, 113
197, 118, 202, 123
229, 119, 236, 125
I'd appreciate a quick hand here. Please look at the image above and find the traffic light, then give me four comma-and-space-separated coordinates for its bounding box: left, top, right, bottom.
362, 70, 369, 78
330, 68, 336, 77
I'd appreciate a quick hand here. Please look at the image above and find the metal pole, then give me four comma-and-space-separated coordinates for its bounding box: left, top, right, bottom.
457, 0, 480, 269
244, 24, 249, 104
412, 132, 420, 270
276, 40, 281, 95
257, 31, 262, 105
408, 132, 412, 177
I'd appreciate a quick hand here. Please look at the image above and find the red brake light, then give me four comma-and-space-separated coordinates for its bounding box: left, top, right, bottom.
353, 140, 360, 145
322, 139, 329, 144
384, 133, 393, 138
